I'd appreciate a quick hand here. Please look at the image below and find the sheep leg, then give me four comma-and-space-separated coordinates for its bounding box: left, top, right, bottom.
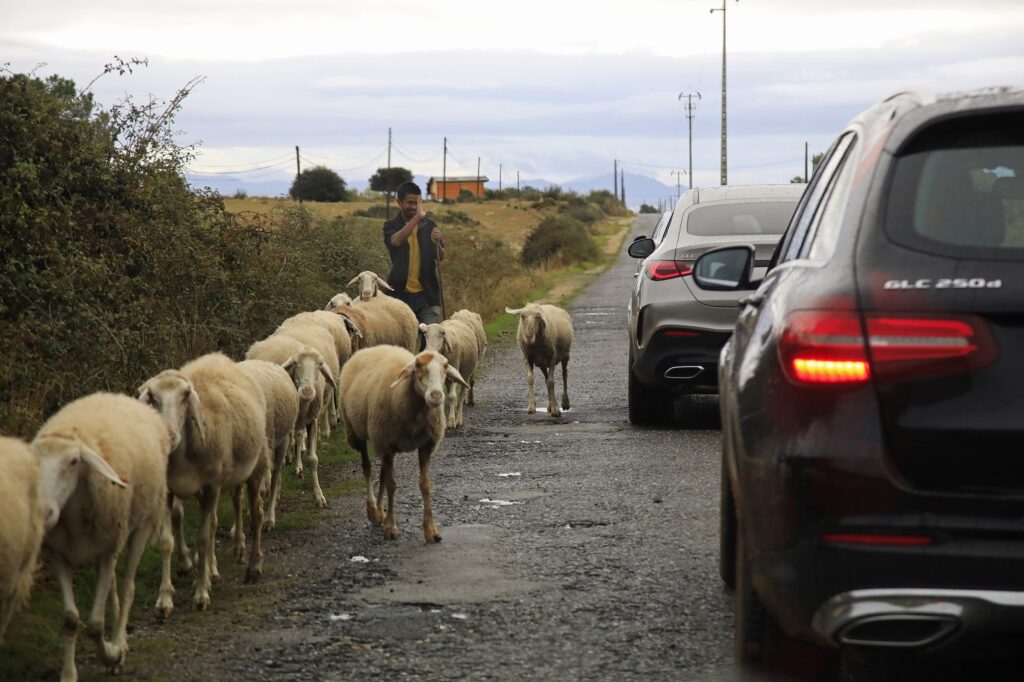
209, 504, 221, 584
525, 360, 536, 413
306, 420, 328, 508
454, 384, 466, 429
381, 451, 399, 540
419, 444, 442, 543
110, 525, 151, 667
265, 433, 290, 531
107, 572, 120, 631
85, 555, 124, 668
244, 472, 264, 583
541, 365, 560, 417
561, 358, 571, 410
357, 441, 384, 526
466, 372, 476, 406
171, 496, 193, 575
53, 556, 81, 682
193, 486, 218, 611
293, 427, 306, 477
155, 498, 176, 620
446, 379, 458, 429
231, 485, 246, 563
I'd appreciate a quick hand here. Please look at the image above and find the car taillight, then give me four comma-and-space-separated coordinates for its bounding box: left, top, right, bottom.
780, 311, 996, 385
645, 260, 694, 281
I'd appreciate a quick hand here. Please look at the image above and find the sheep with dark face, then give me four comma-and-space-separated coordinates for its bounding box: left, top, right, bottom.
339, 346, 469, 543
505, 303, 574, 417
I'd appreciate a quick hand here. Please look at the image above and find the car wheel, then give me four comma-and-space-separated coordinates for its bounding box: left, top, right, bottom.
719, 454, 737, 589
628, 365, 673, 425
735, 517, 838, 678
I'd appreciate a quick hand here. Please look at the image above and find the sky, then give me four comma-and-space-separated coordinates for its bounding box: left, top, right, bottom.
4, 0, 1024, 202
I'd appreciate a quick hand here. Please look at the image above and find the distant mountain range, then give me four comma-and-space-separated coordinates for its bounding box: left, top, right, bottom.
185, 171, 681, 211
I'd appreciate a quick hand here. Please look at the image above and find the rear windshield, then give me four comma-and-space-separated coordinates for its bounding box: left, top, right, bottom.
685, 201, 796, 236
885, 112, 1024, 259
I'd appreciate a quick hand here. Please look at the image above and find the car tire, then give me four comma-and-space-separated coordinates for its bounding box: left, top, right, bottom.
719, 454, 737, 589
628, 348, 674, 425
735, 517, 838, 679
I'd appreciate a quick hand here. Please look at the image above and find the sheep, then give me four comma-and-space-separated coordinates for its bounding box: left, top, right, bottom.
330, 296, 418, 353
137, 352, 267, 614
339, 346, 469, 543
324, 292, 353, 309
0, 436, 44, 645
419, 319, 480, 429
245, 335, 336, 510
505, 303, 574, 417
450, 308, 487, 405
31, 393, 170, 681
348, 269, 394, 301
235, 359, 300, 537
274, 323, 341, 432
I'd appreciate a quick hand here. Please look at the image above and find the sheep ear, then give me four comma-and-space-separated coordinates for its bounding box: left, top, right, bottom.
389, 360, 416, 388
137, 385, 152, 404
319, 364, 337, 390
323, 299, 334, 311
419, 323, 428, 333
446, 364, 471, 389
187, 388, 207, 446
442, 338, 453, 358
79, 443, 128, 488
281, 357, 297, 371
347, 275, 361, 288
505, 307, 523, 315
375, 276, 394, 291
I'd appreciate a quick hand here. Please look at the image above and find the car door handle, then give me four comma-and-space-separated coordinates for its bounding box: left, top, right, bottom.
738, 292, 765, 308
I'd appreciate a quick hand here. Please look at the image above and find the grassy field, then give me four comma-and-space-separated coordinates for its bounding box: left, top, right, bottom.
0, 198, 634, 680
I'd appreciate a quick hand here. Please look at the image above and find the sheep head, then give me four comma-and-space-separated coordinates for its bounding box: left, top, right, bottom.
419, 323, 452, 359
390, 351, 469, 407
506, 304, 546, 345
348, 270, 394, 301
325, 292, 353, 309
32, 433, 128, 532
281, 347, 333, 403
138, 370, 206, 451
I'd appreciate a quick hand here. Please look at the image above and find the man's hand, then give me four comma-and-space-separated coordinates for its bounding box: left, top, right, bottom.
431, 227, 443, 243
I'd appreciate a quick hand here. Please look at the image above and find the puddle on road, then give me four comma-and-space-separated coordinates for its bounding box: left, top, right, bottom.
496, 472, 521, 477
479, 498, 521, 508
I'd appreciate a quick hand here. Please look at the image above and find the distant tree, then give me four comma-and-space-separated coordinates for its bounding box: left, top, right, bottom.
638, 203, 659, 214
789, 175, 805, 184
790, 152, 827, 183
368, 166, 413, 193
290, 166, 348, 202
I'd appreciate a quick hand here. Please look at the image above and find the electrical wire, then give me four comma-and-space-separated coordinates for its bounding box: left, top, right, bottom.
187, 152, 294, 172
184, 158, 294, 175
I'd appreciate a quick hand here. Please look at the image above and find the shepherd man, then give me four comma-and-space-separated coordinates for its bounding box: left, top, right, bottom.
382, 181, 446, 324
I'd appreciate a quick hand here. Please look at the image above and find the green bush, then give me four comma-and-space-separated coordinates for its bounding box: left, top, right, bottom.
520, 215, 599, 267
563, 202, 604, 225
289, 165, 349, 202
587, 189, 631, 217
353, 203, 392, 219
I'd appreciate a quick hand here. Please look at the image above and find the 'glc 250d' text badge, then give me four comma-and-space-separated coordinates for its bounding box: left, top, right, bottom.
884, 278, 1003, 290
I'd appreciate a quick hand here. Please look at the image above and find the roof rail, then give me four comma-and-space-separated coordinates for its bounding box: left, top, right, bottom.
882, 87, 936, 107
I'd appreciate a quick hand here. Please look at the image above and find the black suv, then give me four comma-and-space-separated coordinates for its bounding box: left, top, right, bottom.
695, 87, 1024, 676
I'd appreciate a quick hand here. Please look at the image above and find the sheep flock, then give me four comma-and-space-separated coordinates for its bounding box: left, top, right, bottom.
0, 268, 573, 680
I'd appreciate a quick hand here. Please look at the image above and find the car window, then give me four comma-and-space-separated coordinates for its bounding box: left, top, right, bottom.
885, 112, 1024, 258
804, 137, 859, 261
652, 211, 673, 243
685, 201, 797, 236
777, 133, 855, 264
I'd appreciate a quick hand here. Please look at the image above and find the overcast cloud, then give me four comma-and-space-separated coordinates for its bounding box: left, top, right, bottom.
4, 0, 1023, 194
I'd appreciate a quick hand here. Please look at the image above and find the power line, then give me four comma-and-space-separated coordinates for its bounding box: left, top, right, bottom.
184, 158, 294, 175
188, 153, 294, 171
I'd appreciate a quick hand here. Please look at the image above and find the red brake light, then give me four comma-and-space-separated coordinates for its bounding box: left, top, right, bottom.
645, 260, 694, 281
780, 311, 870, 384
822, 533, 934, 547
780, 311, 996, 385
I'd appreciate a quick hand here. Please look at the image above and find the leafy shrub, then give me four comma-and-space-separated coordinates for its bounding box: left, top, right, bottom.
456, 188, 477, 202
587, 189, 631, 217
233, 188, 249, 199
353, 204, 392, 219
368, 166, 412, 193
520, 216, 599, 267
563, 202, 604, 225
639, 203, 659, 214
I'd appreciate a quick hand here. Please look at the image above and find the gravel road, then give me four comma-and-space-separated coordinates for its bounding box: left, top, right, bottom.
158, 214, 735, 681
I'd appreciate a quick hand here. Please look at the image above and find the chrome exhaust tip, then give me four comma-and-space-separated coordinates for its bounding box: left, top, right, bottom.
664, 365, 704, 380
838, 615, 958, 648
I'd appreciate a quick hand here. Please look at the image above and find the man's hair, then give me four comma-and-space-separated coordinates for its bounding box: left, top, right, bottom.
396, 181, 422, 200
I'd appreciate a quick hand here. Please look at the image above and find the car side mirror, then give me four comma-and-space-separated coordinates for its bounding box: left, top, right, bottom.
692, 245, 756, 291
628, 237, 656, 259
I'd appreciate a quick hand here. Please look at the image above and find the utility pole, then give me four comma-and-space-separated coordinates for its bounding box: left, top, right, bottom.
804, 141, 809, 182
678, 91, 701, 190
614, 159, 618, 198
710, 0, 737, 186
386, 128, 392, 219
620, 169, 625, 205
295, 145, 302, 205
476, 156, 481, 199
517, 170, 520, 193
499, 163, 503, 191
442, 136, 447, 203
671, 170, 685, 200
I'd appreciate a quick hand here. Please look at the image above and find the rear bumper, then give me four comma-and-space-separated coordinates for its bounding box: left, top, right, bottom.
630, 329, 728, 393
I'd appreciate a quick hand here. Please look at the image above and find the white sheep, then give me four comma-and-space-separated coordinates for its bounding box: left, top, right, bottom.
339, 346, 469, 543
419, 319, 479, 429
274, 323, 341, 433
277, 310, 360, 425
324, 292, 353, 310
348, 270, 394, 301
138, 352, 267, 614
330, 296, 418, 352
235, 359, 300, 536
245, 335, 336, 510
505, 303, 574, 417
31, 393, 170, 681
0, 436, 44, 644
450, 308, 487, 405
